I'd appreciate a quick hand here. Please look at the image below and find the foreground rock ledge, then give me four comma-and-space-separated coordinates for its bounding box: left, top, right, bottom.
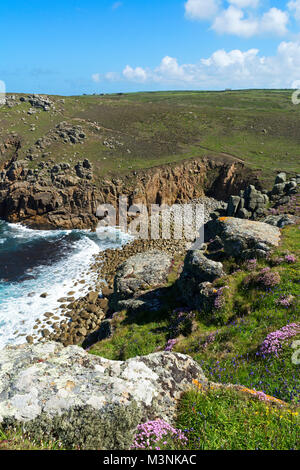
0, 342, 206, 449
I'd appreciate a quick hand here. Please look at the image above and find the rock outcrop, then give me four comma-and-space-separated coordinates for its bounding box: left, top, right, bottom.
205, 217, 281, 259
178, 251, 225, 312
0, 342, 206, 450
226, 172, 299, 220
227, 185, 269, 219
20, 94, 54, 112
0, 154, 259, 230
113, 250, 172, 312
263, 214, 297, 228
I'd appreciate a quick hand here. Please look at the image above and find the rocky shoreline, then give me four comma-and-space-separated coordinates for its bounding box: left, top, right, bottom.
23, 174, 299, 349
24, 196, 226, 347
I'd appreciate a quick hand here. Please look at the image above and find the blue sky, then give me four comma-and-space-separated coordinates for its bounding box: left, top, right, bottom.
1, 0, 300, 94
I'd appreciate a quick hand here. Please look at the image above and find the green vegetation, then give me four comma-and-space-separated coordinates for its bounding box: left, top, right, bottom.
176, 387, 299, 450
0, 427, 64, 450
2, 90, 300, 185
90, 309, 170, 361
90, 225, 300, 412
1, 90, 300, 450
1, 223, 299, 451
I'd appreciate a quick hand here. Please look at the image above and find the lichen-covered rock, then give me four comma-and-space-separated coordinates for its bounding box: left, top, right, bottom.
178, 251, 224, 311
181, 250, 224, 284
275, 172, 287, 185
263, 214, 297, 228
0, 342, 206, 449
205, 217, 281, 259
113, 250, 172, 308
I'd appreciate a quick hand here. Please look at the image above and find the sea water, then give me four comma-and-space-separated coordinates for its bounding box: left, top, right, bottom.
0, 221, 131, 349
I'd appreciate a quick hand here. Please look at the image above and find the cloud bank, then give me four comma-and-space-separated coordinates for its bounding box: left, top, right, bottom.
92, 41, 300, 89
185, 0, 291, 37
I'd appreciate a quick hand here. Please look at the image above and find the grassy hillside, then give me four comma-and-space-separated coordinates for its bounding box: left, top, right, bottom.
1, 90, 300, 186
90, 224, 300, 406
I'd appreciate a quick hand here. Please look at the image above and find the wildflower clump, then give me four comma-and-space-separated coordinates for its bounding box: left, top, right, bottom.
270, 256, 285, 266
276, 295, 295, 308
239, 387, 287, 406
214, 286, 229, 310
256, 268, 281, 288
285, 254, 297, 264
243, 267, 281, 290
131, 419, 188, 450
245, 259, 257, 271
164, 339, 177, 351
168, 309, 195, 338
259, 323, 300, 356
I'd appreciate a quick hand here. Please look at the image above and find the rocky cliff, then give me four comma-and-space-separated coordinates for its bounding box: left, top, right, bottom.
0, 153, 259, 230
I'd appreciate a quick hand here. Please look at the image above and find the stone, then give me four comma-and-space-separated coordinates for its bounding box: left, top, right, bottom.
237, 208, 252, 219
0, 342, 206, 450
181, 251, 224, 284
275, 172, 287, 185
114, 250, 172, 303
227, 196, 241, 217
272, 183, 286, 195
263, 214, 297, 228
87, 291, 99, 304
285, 181, 297, 193
98, 298, 109, 310
178, 251, 224, 310
226, 184, 269, 220
205, 217, 281, 259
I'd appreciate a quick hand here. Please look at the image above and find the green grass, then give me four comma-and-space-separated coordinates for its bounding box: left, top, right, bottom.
1, 225, 299, 450
2, 90, 300, 186
176, 225, 300, 404
0, 427, 65, 450
90, 225, 300, 408
176, 387, 299, 450
90, 309, 170, 361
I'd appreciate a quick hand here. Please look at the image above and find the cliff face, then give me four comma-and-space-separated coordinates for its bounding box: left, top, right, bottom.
0, 155, 260, 230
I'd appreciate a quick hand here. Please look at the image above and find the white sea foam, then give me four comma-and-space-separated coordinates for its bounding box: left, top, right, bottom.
0, 224, 132, 349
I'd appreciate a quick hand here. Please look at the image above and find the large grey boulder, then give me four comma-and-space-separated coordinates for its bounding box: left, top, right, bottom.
205, 217, 281, 259
0, 342, 206, 450
178, 251, 224, 310
181, 251, 224, 284
271, 172, 299, 198
275, 172, 287, 185
263, 214, 297, 228
113, 250, 172, 311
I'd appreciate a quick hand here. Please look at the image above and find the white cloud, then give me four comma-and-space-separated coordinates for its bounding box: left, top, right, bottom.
186, 1, 290, 37
184, 0, 220, 20
123, 65, 148, 82
260, 8, 289, 35
92, 73, 101, 83
212, 6, 289, 37
212, 6, 258, 37
228, 0, 259, 8
201, 48, 259, 67
93, 41, 300, 90
156, 56, 194, 81
288, 0, 300, 20
277, 41, 300, 67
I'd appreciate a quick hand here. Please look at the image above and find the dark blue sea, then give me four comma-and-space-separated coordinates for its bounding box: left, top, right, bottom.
0, 221, 130, 348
